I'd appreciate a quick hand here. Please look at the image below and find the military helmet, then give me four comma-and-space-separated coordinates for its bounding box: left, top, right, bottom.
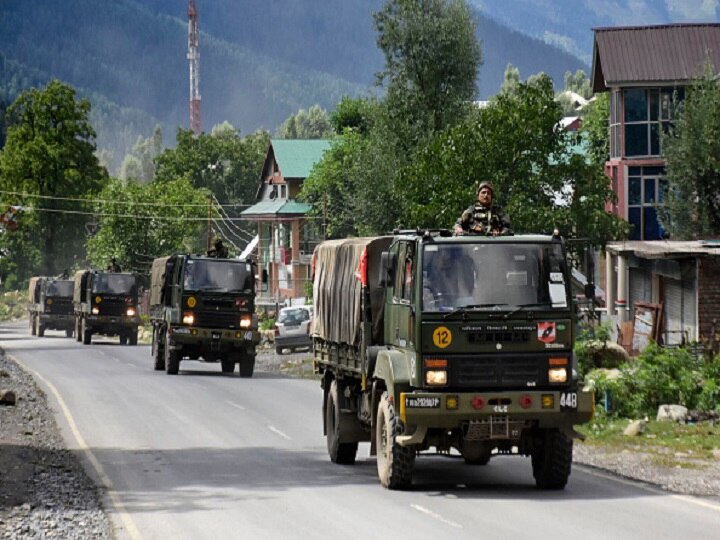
476, 181, 494, 194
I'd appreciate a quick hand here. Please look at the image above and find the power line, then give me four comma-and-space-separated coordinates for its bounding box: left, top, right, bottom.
25, 206, 245, 222
0, 190, 253, 208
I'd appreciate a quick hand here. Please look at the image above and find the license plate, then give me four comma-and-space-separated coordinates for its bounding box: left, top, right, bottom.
211, 332, 221, 340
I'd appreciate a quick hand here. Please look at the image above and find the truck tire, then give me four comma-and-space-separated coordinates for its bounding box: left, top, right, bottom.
65, 328, 74, 338
531, 429, 573, 490
376, 391, 415, 489
325, 380, 358, 465
119, 333, 128, 345
30, 316, 36, 336
153, 328, 165, 371
75, 319, 82, 342
238, 355, 255, 378
82, 319, 92, 345
129, 331, 138, 346
221, 355, 235, 374
165, 331, 180, 375
37, 319, 45, 337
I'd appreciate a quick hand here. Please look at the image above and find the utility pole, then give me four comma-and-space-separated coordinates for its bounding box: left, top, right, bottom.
187, 0, 201, 135
207, 195, 212, 251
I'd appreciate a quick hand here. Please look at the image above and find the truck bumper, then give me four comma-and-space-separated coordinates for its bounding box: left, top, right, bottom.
39, 314, 74, 329
86, 315, 140, 333
169, 326, 260, 349
399, 389, 594, 431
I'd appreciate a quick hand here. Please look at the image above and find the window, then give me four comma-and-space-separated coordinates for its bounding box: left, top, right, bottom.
609, 90, 621, 158
627, 166, 667, 240
622, 88, 683, 158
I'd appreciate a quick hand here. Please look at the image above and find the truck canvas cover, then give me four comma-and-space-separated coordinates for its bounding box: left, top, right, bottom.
150, 256, 172, 307
313, 236, 392, 345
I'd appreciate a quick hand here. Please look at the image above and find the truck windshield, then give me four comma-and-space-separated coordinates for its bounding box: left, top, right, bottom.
45, 280, 73, 297
183, 259, 253, 292
422, 242, 568, 312
92, 274, 137, 295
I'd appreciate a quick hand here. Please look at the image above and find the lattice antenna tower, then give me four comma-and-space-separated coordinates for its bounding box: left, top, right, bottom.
187, 0, 201, 134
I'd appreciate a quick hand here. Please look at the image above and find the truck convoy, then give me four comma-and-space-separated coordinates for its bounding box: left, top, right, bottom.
28, 276, 75, 337
73, 270, 141, 345
149, 254, 260, 377
313, 230, 594, 490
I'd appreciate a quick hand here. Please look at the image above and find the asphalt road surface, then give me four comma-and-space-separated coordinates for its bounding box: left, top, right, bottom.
2, 320, 719, 539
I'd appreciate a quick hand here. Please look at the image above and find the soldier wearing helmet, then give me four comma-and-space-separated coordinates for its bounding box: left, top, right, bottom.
453, 181, 512, 236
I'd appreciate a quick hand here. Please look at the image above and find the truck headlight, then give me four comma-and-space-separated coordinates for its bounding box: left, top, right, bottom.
426, 370, 447, 386
126, 307, 136, 317
182, 312, 195, 325
240, 314, 252, 328
548, 367, 567, 383
91, 306, 100, 315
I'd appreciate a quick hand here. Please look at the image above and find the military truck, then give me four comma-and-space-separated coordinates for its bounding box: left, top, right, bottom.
313, 230, 594, 490
73, 269, 140, 345
28, 276, 75, 337
149, 254, 260, 377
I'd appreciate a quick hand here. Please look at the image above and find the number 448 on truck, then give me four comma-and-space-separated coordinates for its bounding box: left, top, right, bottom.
312, 230, 594, 490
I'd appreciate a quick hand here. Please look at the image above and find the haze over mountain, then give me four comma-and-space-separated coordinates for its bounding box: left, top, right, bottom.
4, 0, 714, 172
470, 0, 720, 64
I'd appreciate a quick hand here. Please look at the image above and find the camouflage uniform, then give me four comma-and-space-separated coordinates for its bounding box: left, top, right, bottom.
207, 238, 229, 258
455, 203, 513, 236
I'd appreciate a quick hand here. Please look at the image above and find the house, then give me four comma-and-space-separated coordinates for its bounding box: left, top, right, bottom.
604, 240, 720, 347
592, 23, 720, 240
241, 139, 330, 305
592, 24, 720, 347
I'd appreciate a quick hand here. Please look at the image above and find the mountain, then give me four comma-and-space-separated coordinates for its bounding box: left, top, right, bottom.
470, 0, 720, 65
1, 0, 589, 172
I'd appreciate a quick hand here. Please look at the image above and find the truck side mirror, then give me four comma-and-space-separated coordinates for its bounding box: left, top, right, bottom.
379, 252, 397, 287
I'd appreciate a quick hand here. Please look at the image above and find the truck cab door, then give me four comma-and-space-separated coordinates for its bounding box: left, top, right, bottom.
388, 241, 416, 350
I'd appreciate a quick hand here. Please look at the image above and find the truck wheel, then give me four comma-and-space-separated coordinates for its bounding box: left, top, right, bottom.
75, 319, 82, 342
325, 380, 358, 465
82, 319, 92, 345
65, 328, 74, 338
275, 346, 283, 355
221, 355, 235, 374
37, 320, 45, 337
119, 333, 128, 345
531, 429, 573, 490
129, 331, 138, 346
30, 316, 36, 336
238, 355, 255, 378
153, 329, 165, 371
165, 332, 180, 375
376, 391, 415, 489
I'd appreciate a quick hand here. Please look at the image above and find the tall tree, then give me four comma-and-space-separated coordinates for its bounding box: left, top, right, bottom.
0, 80, 107, 285
374, 0, 482, 140
119, 125, 163, 183
276, 105, 333, 139
86, 177, 207, 275
660, 67, 720, 239
154, 126, 269, 207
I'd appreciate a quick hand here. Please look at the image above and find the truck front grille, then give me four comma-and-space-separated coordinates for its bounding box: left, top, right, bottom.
47, 299, 73, 315
97, 298, 127, 316
447, 354, 546, 389
194, 310, 241, 329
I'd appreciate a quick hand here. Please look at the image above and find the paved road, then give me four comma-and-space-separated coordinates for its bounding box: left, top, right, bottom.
2, 320, 719, 539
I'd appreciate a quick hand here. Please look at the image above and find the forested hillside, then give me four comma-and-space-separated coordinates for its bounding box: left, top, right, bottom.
1, 0, 588, 171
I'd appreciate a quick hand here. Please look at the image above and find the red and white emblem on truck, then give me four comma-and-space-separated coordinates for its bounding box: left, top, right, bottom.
537, 322, 557, 343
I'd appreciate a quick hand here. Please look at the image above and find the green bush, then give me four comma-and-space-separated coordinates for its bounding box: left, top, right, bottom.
585, 343, 715, 418
260, 317, 276, 331
0, 291, 27, 321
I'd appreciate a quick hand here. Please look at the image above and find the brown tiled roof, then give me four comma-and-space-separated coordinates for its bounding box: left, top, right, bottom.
592, 23, 720, 92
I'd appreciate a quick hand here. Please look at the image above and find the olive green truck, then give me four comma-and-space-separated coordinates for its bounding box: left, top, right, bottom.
313, 231, 594, 490
149, 254, 260, 377
28, 276, 75, 337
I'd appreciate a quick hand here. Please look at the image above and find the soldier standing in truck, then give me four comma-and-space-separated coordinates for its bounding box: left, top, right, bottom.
454, 181, 513, 236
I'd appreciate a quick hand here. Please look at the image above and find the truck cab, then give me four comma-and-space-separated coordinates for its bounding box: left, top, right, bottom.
73, 269, 140, 345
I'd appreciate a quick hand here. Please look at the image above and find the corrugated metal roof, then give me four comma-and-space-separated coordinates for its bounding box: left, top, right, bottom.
240, 199, 311, 218
592, 23, 720, 92
271, 139, 332, 179
606, 240, 720, 258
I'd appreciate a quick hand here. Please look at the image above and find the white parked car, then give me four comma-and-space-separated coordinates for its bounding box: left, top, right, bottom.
274, 305, 313, 354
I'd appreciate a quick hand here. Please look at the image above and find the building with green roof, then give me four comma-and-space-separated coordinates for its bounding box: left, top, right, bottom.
242, 139, 331, 304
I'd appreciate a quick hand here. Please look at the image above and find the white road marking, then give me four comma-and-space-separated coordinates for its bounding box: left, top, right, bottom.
411, 504, 462, 529
268, 425, 291, 440
225, 400, 245, 410
13, 356, 143, 540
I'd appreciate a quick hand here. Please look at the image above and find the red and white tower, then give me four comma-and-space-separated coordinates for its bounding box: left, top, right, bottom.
187, 0, 201, 134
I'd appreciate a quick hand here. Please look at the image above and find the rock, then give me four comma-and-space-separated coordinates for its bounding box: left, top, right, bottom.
657, 404, 688, 423
623, 419, 647, 436
712, 449, 720, 460
0, 389, 16, 405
